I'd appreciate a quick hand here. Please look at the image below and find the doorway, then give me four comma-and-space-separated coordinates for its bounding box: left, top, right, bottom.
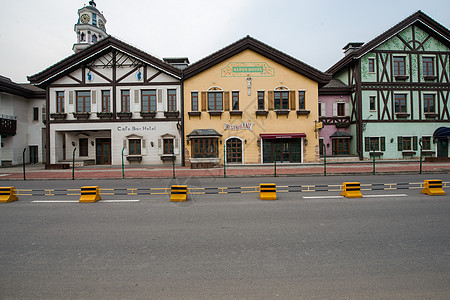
29, 146, 38, 164
437, 138, 448, 158
96, 138, 111, 164
263, 138, 301, 163
226, 138, 243, 163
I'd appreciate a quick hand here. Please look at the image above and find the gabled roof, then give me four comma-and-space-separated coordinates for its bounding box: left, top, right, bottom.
0, 75, 45, 98
183, 36, 331, 87
28, 36, 182, 87
319, 79, 352, 95
327, 11, 450, 74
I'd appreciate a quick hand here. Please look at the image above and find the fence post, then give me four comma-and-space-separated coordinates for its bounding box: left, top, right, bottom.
22, 148, 26, 181
72, 147, 76, 180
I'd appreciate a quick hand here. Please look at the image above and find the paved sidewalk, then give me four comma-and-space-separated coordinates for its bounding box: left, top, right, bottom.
1, 160, 449, 180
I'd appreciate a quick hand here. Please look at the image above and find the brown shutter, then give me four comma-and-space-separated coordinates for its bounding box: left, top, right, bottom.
397, 137, 403, 151
365, 137, 369, 152
201, 92, 207, 111
289, 90, 296, 110
413, 136, 418, 151
224, 91, 230, 111
268, 91, 274, 111
380, 137, 386, 151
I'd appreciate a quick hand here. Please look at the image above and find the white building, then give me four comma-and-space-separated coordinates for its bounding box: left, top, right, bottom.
28, 2, 186, 166
0, 76, 46, 166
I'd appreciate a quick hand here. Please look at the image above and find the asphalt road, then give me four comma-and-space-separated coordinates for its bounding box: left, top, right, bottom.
1, 175, 450, 299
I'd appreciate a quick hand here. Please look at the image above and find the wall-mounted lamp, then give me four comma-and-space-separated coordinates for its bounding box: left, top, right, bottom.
244, 139, 247, 144
91, 141, 94, 146
304, 139, 308, 146
71, 141, 76, 147
151, 141, 154, 147
257, 140, 261, 147
176, 121, 182, 131
327, 143, 330, 148
220, 140, 222, 144
390, 138, 394, 143
186, 138, 189, 145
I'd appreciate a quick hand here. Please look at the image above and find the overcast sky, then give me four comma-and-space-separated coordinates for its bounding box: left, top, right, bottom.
1, 0, 449, 83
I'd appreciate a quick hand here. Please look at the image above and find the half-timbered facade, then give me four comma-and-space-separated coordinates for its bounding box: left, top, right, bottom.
28, 37, 183, 166
327, 11, 450, 160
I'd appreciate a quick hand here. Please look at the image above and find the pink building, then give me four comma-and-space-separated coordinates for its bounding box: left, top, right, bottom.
318, 79, 353, 156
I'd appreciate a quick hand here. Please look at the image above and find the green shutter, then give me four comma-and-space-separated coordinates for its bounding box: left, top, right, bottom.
397, 137, 403, 151
380, 137, 386, 151
365, 137, 369, 152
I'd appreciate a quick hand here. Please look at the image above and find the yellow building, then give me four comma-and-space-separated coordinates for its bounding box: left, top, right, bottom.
182, 36, 331, 167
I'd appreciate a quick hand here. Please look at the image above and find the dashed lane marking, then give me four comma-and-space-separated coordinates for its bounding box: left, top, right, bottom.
303, 194, 408, 199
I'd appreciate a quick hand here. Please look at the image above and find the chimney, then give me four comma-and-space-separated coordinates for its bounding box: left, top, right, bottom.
343, 42, 364, 56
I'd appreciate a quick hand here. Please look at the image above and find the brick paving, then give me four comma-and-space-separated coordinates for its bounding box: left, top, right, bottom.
1, 161, 449, 180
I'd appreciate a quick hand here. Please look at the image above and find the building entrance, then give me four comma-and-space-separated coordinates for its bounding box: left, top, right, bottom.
263, 138, 301, 163
96, 138, 111, 164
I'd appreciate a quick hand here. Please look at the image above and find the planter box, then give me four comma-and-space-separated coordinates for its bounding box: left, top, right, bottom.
96, 112, 113, 119
140, 111, 157, 119
164, 111, 179, 119
73, 112, 90, 119
296, 110, 310, 116
117, 112, 132, 119
50, 113, 67, 120
255, 110, 269, 117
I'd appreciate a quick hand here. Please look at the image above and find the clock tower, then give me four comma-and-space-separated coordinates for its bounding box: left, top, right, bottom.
73, 1, 107, 53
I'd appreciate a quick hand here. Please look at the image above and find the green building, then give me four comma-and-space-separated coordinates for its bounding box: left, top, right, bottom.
327, 11, 450, 160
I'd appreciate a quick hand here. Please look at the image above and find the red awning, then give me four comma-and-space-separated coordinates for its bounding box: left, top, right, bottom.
260, 133, 306, 139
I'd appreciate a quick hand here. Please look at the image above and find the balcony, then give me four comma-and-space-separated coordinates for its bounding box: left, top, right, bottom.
319, 116, 351, 127
0, 117, 16, 136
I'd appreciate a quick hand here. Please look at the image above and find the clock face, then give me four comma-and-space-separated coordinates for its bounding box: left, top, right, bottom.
98, 19, 105, 30
80, 14, 90, 24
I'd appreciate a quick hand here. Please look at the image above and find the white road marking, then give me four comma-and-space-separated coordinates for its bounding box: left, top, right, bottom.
32, 200, 79, 203
101, 200, 140, 203
303, 194, 408, 199
0, 174, 10, 177
32, 200, 140, 203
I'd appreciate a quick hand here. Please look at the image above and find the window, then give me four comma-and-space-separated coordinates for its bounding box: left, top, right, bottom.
76, 91, 91, 112
191, 92, 199, 111
318, 103, 322, 117
368, 57, 375, 73
365, 137, 386, 152
393, 56, 406, 76
167, 89, 177, 111
142, 90, 157, 111
274, 91, 289, 110
298, 91, 305, 110
191, 138, 218, 158
423, 94, 436, 113
397, 136, 418, 151
332, 138, 350, 155
394, 94, 407, 113
101, 90, 110, 112
258, 91, 265, 110
369, 96, 376, 111
422, 57, 434, 76
56, 91, 64, 113
208, 92, 223, 110
337, 102, 346, 117
421, 136, 431, 150
121, 90, 130, 112
163, 139, 174, 154
79, 138, 88, 157
92, 35, 97, 43
33, 107, 39, 121
319, 139, 324, 156
232, 92, 239, 110
129, 139, 141, 155
92, 13, 97, 26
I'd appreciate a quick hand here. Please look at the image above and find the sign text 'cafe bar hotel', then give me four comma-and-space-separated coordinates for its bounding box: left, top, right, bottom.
182, 36, 331, 168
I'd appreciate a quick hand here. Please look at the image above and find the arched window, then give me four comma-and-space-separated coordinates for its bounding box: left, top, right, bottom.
92, 34, 97, 43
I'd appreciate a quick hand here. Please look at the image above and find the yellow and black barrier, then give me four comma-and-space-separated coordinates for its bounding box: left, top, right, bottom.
79, 186, 101, 203
170, 185, 188, 202
259, 183, 277, 200
341, 182, 362, 198
0, 187, 18, 203
421, 180, 446, 196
